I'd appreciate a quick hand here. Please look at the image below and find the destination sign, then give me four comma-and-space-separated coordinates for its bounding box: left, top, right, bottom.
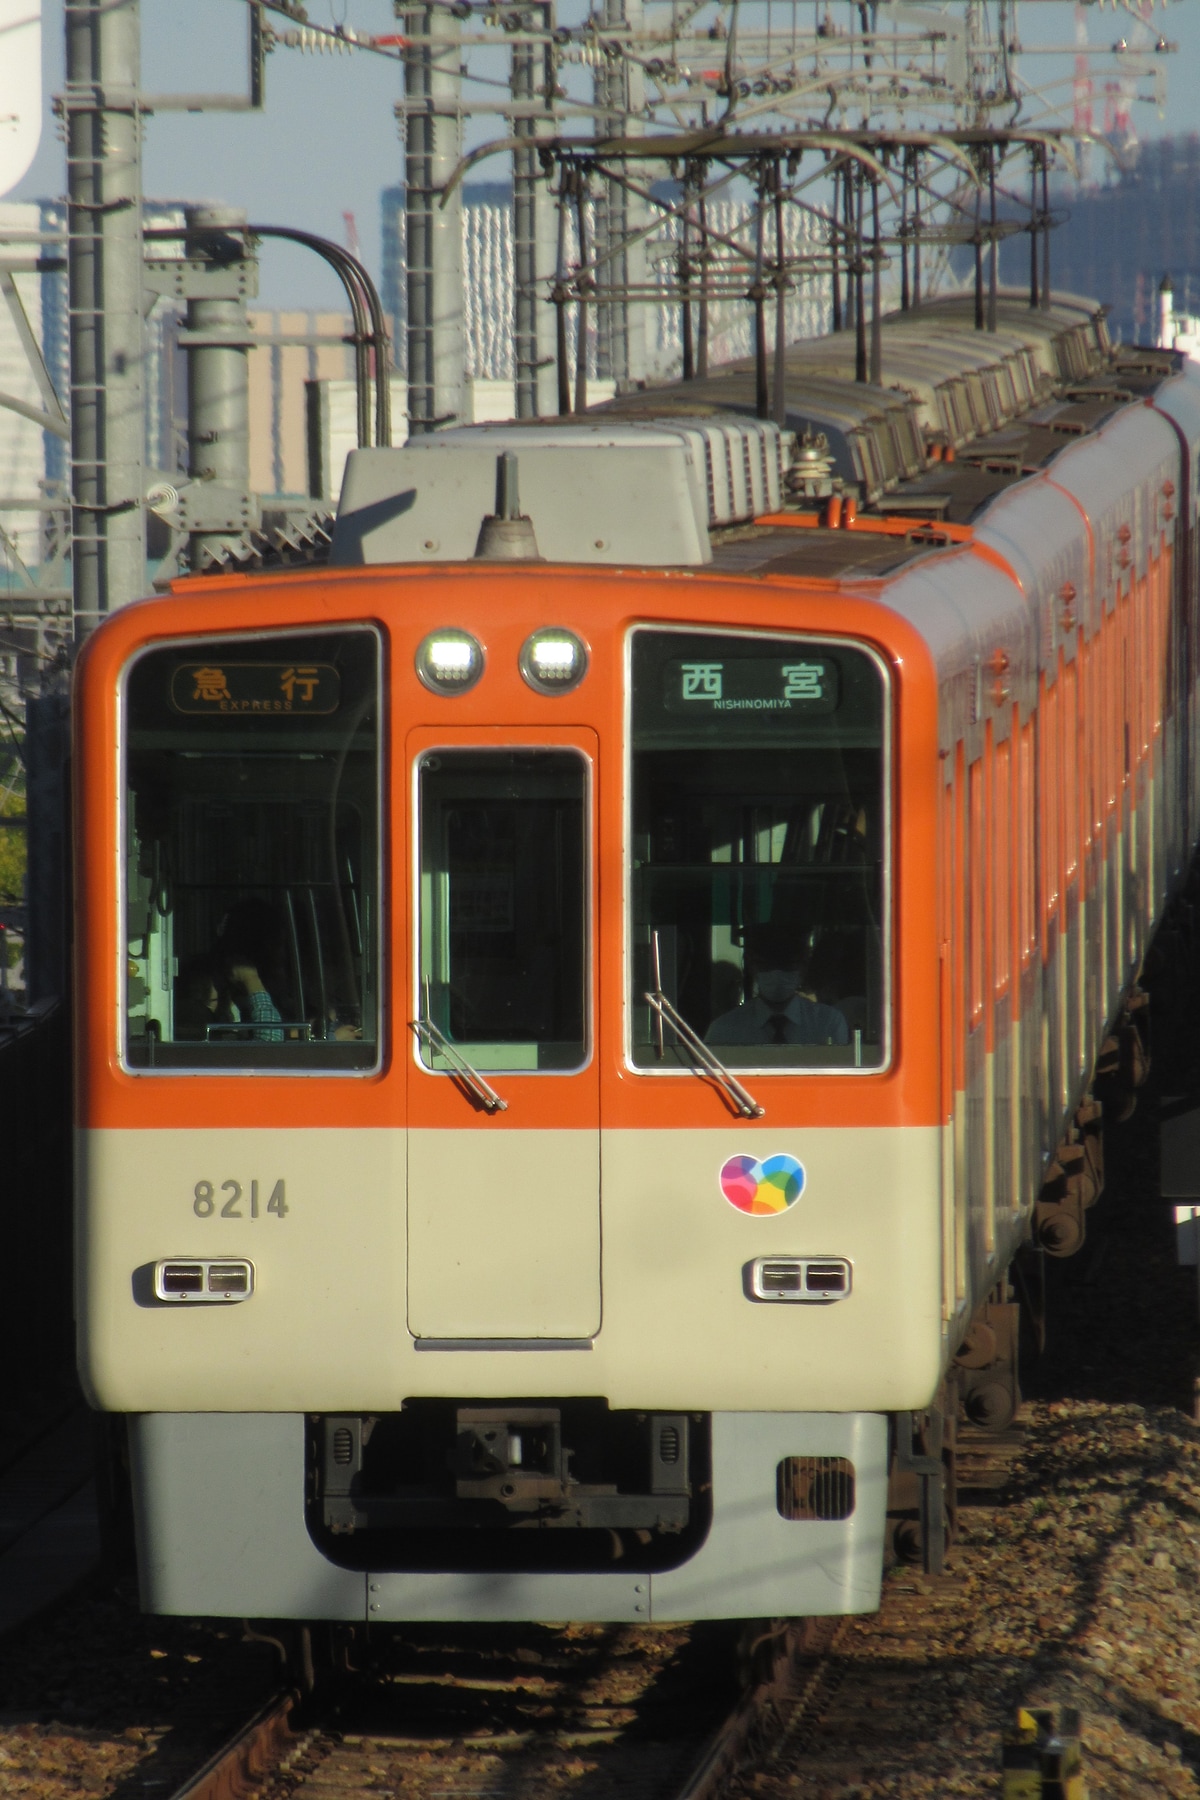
170, 662, 341, 716
663, 656, 839, 715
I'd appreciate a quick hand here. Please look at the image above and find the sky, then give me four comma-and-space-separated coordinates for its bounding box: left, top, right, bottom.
7, 0, 1200, 311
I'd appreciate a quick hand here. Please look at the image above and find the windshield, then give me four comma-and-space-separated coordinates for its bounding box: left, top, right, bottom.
123, 628, 380, 1071
416, 747, 588, 1073
629, 628, 888, 1071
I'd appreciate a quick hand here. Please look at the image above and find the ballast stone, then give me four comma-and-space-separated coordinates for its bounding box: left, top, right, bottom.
330, 417, 785, 568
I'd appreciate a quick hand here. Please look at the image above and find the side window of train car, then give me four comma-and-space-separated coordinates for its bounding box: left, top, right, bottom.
415, 748, 588, 1073
628, 628, 888, 1072
123, 628, 381, 1071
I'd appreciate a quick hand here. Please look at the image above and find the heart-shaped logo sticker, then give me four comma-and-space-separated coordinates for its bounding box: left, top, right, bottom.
719, 1153, 806, 1216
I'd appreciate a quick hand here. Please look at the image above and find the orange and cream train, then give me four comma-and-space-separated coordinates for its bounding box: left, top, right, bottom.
74, 293, 1200, 1622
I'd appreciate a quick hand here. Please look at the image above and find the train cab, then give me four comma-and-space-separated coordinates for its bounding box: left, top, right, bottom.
74, 416, 955, 1621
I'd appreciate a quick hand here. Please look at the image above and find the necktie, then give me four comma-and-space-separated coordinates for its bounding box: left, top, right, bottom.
767, 1012, 789, 1044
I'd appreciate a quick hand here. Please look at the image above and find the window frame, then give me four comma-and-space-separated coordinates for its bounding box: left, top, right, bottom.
622, 621, 893, 1078
410, 737, 596, 1079
117, 621, 386, 1079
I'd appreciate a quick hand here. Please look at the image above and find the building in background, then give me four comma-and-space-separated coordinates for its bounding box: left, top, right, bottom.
1000, 136, 1200, 344
0, 202, 51, 582
1155, 274, 1200, 360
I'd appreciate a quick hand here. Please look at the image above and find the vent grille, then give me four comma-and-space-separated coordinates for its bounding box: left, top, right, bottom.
159, 1263, 203, 1294
776, 1456, 856, 1522
658, 1425, 680, 1465
207, 1263, 250, 1295
746, 1256, 852, 1303
152, 1257, 255, 1304
804, 1261, 849, 1294
332, 1426, 354, 1466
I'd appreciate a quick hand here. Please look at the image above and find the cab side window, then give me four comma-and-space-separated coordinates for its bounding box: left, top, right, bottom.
123, 628, 381, 1071
629, 628, 888, 1071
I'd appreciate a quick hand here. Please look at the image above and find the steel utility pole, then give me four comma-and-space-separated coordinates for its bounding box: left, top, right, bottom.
26, 0, 147, 1001
65, 0, 146, 639
594, 0, 647, 392
512, 2, 558, 417
403, 3, 466, 430
178, 205, 258, 570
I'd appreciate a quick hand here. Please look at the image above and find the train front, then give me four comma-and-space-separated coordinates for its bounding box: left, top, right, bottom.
74, 420, 945, 1623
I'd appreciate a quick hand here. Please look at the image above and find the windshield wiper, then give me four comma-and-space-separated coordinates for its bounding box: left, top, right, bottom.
413, 1011, 508, 1114
644, 989, 764, 1118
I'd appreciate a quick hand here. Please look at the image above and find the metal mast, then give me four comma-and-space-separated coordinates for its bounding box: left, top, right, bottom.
179, 205, 257, 570
512, 2, 558, 417
593, 0, 647, 391
64, 0, 146, 639
403, 2, 466, 431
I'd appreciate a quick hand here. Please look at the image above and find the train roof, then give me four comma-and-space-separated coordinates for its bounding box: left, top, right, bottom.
325, 290, 1186, 582
592, 290, 1114, 492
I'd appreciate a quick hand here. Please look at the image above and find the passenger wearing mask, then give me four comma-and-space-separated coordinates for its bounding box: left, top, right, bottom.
706, 924, 849, 1048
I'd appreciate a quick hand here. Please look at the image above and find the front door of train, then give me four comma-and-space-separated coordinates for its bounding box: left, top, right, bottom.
405, 727, 601, 1341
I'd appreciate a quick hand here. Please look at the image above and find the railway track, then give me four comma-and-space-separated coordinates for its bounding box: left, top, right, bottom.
164, 1614, 743, 1800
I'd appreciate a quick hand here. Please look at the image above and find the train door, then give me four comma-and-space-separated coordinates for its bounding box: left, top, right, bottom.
405, 726, 601, 1342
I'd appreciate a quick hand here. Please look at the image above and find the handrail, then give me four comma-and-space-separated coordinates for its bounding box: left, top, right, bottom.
644, 990, 764, 1118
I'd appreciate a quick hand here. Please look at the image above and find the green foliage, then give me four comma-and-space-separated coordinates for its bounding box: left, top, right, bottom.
0, 749, 26, 906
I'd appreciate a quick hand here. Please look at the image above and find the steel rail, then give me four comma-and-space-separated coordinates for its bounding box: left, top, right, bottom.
165, 1690, 303, 1800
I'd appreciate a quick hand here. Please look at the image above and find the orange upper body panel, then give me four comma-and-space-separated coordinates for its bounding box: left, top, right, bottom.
73, 561, 944, 1134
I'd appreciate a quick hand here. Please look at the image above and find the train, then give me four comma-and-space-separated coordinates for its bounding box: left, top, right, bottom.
74, 287, 1200, 1625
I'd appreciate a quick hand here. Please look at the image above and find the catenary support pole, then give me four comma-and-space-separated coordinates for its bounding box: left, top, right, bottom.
403, 2, 465, 431
900, 152, 910, 312
773, 162, 789, 427
1041, 148, 1051, 311
512, 3, 557, 417
1029, 147, 1039, 309
912, 153, 922, 307
30, 0, 145, 1003
594, 0, 647, 393
987, 142, 998, 332
854, 169, 866, 382
830, 161, 842, 331
697, 182, 710, 377
183, 206, 255, 571
870, 174, 882, 385
65, 0, 146, 639
973, 173, 984, 330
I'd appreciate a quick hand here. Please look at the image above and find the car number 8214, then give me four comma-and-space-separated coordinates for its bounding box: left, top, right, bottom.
193, 1179, 288, 1219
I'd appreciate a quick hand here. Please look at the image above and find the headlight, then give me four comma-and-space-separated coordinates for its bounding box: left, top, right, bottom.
518, 628, 589, 695
416, 629, 485, 695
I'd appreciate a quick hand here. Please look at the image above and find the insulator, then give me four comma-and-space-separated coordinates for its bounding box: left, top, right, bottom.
280, 26, 353, 52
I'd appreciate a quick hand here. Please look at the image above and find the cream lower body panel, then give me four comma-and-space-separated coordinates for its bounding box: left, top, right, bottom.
78, 1122, 944, 1414
406, 1129, 600, 1339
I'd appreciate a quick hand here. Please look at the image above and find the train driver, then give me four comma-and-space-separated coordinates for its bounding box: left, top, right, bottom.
706, 923, 849, 1049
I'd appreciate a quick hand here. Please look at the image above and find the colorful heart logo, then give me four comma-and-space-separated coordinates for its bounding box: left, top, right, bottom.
719, 1153, 806, 1216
